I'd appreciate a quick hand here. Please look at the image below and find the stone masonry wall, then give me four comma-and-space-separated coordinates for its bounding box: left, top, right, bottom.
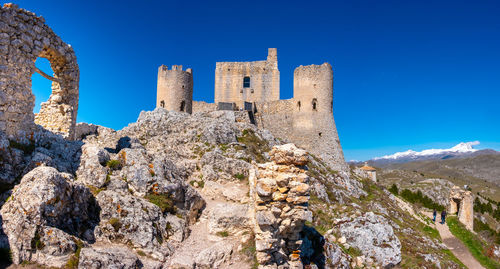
249, 144, 312, 268
214, 48, 279, 108
0, 3, 79, 139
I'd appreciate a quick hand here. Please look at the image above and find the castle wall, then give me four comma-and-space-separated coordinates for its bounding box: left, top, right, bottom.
214, 48, 279, 108
0, 3, 79, 140
192, 101, 217, 113
157, 65, 193, 114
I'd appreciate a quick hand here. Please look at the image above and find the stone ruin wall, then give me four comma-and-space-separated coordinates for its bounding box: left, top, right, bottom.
0, 3, 79, 140
449, 186, 474, 231
214, 48, 279, 108
157, 65, 193, 114
249, 144, 311, 268
192, 101, 217, 113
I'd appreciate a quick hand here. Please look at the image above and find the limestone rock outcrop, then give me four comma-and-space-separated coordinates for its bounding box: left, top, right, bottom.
0, 166, 99, 266
338, 212, 402, 267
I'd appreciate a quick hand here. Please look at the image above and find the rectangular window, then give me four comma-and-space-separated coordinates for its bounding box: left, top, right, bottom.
243, 76, 251, 88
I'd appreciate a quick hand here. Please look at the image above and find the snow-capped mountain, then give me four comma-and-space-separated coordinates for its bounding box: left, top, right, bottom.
373, 141, 479, 160
363, 141, 499, 167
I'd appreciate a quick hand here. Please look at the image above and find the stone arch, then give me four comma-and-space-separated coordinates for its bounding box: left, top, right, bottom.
0, 3, 79, 140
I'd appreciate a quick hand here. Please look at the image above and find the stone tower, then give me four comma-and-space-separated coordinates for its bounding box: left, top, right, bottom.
214, 48, 279, 108
291, 63, 348, 172
157, 65, 193, 114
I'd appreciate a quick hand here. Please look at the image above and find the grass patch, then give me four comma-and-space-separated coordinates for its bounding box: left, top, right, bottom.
447, 216, 500, 269
234, 173, 246, 180
422, 225, 440, 241
31, 229, 44, 250
216, 230, 229, 237
108, 218, 122, 232
106, 159, 122, 170
189, 180, 205, 188
236, 129, 269, 163
137, 250, 146, 256
65, 239, 83, 269
240, 233, 258, 269
144, 193, 176, 214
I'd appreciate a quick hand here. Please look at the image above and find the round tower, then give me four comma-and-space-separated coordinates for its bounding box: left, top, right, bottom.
293, 63, 333, 114
292, 63, 348, 172
157, 65, 193, 114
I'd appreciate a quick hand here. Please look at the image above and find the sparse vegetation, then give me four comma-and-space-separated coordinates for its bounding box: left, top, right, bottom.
216, 230, 229, 237
189, 180, 204, 188
65, 239, 83, 269
106, 159, 122, 170
109, 217, 122, 232
31, 229, 44, 250
234, 173, 246, 180
9, 139, 35, 155
236, 129, 269, 163
137, 250, 146, 256
144, 193, 176, 214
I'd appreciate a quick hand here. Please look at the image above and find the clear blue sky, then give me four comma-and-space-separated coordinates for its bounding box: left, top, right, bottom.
21, 0, 499, 161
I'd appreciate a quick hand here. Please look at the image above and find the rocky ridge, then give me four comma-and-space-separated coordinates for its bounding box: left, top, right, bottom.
0, 108, 466, 268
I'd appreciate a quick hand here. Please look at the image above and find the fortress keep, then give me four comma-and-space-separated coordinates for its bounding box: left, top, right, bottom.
157, 48, 348, 172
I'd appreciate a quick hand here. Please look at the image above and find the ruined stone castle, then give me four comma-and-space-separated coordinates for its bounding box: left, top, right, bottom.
157, 48, 348, 172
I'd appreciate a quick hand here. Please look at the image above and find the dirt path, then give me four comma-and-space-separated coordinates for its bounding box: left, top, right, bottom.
423, 212, 485, 269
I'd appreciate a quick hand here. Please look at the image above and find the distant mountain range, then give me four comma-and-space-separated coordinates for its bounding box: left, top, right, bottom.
362, 141, 499, 167
351, 141, 500, 188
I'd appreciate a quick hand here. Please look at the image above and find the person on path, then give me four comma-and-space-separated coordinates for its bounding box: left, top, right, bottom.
433, 209, 437, 222
441, 210, 447, 224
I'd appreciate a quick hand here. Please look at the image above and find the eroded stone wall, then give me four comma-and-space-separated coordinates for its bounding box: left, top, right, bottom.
214, 48, 279, 108
249, 144, 312, 268
449, 186, 474, 231
0, 3, 79, 139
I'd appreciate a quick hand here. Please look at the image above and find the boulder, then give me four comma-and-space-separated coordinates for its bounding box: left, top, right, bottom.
269, 144, 308, 166
0, 166, 99, 266
338, 212, 401, 267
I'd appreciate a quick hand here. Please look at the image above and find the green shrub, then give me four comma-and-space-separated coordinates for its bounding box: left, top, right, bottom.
216, 231, 229, 237
109, 218, 122, 232
9, 139, 35, 155
65, 239, 83, 269
106, 159, 122, 170
389, 184, 399, 195
31, 229, 44, 250
234, 173, 246, 180
137, 250, 146, 256
145, 193, 176, 214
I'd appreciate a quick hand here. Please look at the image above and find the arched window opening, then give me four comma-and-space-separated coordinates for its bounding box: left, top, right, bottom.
32, 58, 54, 114
182, 85, 185, 89
160, 100, 165, 108
312, 98, 318, 111
297, 101, 301, 111
318, 132, 322, 137
180, 100, 186, 112
243, 76, 251, 88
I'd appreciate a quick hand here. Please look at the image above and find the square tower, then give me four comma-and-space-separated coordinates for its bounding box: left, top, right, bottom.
214, 48, 279, 108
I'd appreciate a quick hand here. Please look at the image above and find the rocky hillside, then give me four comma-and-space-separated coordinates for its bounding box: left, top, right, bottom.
0, 109, 466, 268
